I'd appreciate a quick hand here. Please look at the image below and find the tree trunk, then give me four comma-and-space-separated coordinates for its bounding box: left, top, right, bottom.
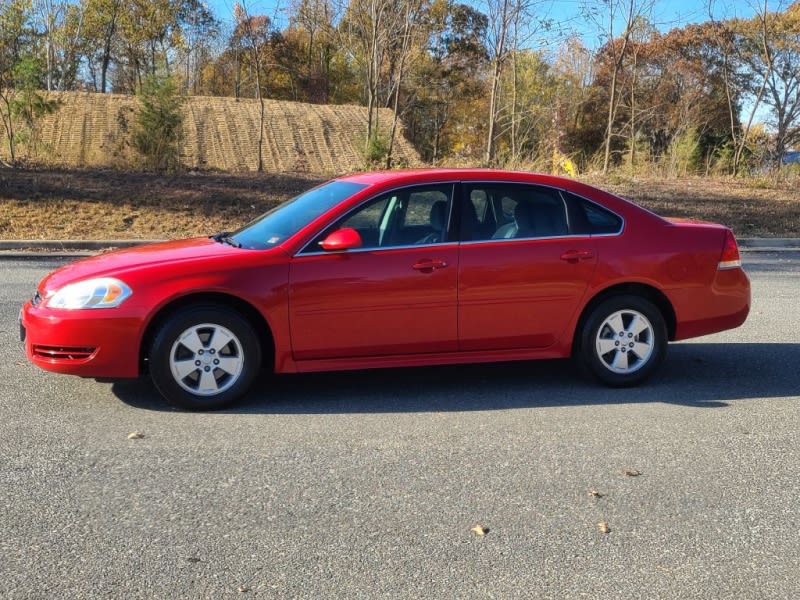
601, 0, 637, 175
484, 55, 504, 165
386, 0, 417, 168
484, 0, 510, 166
0, 94, 17, 165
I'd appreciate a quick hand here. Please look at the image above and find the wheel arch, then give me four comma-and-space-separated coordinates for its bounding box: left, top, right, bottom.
572, 283, 677, 356
138, 292, 275, 375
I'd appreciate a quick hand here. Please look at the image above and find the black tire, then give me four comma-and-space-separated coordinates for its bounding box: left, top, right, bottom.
577, 295, 667, 387
148, 305, 261, 410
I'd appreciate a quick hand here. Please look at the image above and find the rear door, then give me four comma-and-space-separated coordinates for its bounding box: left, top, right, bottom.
458, 182, 598, 351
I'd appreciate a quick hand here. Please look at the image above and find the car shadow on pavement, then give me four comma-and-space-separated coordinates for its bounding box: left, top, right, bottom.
112, 342, 800, 414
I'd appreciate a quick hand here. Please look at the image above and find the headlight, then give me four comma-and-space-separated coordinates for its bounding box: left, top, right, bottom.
46, 278, 132, 310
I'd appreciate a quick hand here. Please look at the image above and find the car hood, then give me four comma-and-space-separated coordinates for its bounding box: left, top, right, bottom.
39, 237, 246, 292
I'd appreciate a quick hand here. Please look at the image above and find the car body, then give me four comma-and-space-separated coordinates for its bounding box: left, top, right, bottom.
20, 169, 750, 409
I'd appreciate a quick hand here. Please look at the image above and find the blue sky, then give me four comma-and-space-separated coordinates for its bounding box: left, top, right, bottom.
206, 0, 785, 36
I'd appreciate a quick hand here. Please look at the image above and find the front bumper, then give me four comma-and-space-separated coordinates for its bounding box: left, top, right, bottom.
20, 301, 143, 379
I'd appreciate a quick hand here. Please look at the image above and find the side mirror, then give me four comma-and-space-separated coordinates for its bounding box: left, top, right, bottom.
319, 228, 363, 252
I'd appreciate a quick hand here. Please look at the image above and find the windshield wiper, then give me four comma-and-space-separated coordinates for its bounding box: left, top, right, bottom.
210, 231, 241, 248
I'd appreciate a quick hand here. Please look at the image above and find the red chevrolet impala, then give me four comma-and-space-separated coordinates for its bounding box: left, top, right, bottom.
20, 169, 750, 409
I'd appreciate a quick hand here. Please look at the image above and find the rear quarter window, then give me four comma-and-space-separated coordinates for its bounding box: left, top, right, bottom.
569, 194, 623, 235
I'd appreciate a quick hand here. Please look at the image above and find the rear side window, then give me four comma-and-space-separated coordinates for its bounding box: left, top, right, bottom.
462, 183, 570, 241
469, 190, 489, 224
569, 195, 623, 235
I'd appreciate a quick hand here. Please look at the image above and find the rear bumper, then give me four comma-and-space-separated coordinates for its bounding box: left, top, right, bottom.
672, 267, 751, 340
20, 301, 142, 378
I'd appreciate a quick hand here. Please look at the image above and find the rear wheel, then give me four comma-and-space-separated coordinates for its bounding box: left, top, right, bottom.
578, 295, 667, 387
149, 305, 261, 410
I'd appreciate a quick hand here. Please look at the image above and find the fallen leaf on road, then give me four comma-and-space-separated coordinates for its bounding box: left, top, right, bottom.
623, 469, 641, 477
470, 525, 489, 536
588, 490, 605, 498
127, 431, 145, 440
598, 522, 610, 534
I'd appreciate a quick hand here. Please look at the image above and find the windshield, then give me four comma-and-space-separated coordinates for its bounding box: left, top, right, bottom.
230, 180, 367, 250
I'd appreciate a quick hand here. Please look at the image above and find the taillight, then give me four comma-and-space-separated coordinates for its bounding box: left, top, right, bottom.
718, 230, 742, 270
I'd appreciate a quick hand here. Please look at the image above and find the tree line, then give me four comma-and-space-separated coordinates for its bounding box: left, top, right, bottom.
1, 0, 799, 174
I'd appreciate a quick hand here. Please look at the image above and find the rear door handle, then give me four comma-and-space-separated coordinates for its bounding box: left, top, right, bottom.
412, 259, 448, 272
560, 250, 595, 262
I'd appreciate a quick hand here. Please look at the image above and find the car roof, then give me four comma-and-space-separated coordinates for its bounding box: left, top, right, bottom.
334, 168, 672, 227
335, 168, 620, 203
336, 168, 577, 186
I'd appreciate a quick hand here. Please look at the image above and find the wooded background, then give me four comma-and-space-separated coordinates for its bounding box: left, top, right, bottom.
1, 0, 799, 175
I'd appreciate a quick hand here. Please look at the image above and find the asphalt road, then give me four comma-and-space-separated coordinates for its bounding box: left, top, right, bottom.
1, 253, 799, 599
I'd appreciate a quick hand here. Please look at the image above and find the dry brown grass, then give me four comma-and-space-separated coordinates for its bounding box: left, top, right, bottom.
0, 91, 421, 172
1, 168, 798, 241
2, 91, 795, 240
597, 175, 800, 238
0, 168, 323, 240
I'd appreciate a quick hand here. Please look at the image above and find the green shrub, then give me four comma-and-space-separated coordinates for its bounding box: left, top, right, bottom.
363, 133, 389, 167
666, 128, 701, 177
133, 76, 183, 172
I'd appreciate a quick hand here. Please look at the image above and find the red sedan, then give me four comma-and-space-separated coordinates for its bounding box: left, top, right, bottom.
20, 169, 750, 410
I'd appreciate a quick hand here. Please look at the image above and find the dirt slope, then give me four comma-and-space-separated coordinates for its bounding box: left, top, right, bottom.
0, 91, 421, 173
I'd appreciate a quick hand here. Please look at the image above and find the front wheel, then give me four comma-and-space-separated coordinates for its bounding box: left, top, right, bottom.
578, 295, 667, 387
148, 305, 261, 410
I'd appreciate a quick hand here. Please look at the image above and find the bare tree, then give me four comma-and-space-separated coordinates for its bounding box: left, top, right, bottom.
384, 0, 424, 167
741, 1, 800, 169
341, 0, 395, 154
582, 0, 654, 173
233, 2, 270, 171
82, 0, 121, 93
481, 0, 550, 165
291, 0, 337, 101
34, 0, 85, 91
707, 0, 775, 175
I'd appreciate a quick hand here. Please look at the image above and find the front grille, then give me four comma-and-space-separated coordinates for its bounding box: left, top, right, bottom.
31, 291, 42, 307
32, 345, 96, 361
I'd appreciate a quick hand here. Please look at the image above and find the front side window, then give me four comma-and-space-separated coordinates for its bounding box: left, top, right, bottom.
305, 184, 454, 252
462, 183, 570, 241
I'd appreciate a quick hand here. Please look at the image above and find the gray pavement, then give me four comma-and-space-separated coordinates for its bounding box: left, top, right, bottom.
1, 253, 799, 598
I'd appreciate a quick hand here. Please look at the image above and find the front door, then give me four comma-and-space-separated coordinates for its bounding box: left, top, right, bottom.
289, 184, 459, 361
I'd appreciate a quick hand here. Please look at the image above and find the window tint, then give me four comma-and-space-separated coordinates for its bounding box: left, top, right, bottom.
500, 196, 516, 222
231, 180, 367, 250
404, 189, 450, 226
304, 184, 453, 252
470, 190, 488, 224
463, 183, 570, 241
570, 195, 623, 235
343, 195, 392, 231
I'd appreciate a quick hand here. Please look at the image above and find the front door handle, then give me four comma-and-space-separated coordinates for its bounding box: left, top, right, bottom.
560, 249, 595, 263
412, 259, 448, 273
